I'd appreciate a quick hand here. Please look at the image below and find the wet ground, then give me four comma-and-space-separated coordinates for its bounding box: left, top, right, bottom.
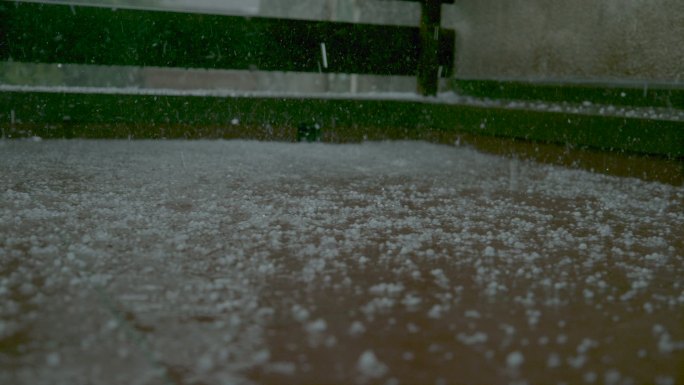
1, 140, 682, 385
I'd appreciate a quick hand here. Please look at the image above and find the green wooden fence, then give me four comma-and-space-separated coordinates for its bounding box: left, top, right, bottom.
0, 0, 682, 160
0, 1, 454, 87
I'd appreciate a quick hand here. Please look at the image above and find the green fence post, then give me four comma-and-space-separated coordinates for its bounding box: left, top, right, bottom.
417, 0, 442, 96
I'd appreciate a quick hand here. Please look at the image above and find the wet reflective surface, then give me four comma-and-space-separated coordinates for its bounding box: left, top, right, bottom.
1, 140, 682, 385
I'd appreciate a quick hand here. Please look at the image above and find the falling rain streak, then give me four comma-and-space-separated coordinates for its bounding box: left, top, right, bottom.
320, 42, 328, 69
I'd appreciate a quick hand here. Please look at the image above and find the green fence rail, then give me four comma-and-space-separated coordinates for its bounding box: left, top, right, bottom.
2, 89, 682, 159
452, 79, 683, 110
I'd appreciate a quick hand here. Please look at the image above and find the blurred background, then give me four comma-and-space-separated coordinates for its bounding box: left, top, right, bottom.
2, 0, 682, 92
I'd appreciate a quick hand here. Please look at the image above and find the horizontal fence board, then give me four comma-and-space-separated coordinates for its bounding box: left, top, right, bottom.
1, 90, 682, 159
0, 2, 454, 76
452, 79, 684, 110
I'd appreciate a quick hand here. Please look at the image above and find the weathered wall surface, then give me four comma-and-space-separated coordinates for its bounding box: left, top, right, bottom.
444, 0, 684, 82
258, 0, 417, 25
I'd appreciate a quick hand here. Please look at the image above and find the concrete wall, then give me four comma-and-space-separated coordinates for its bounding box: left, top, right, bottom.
259, 0, 418, 26
444, 0, 684, 82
